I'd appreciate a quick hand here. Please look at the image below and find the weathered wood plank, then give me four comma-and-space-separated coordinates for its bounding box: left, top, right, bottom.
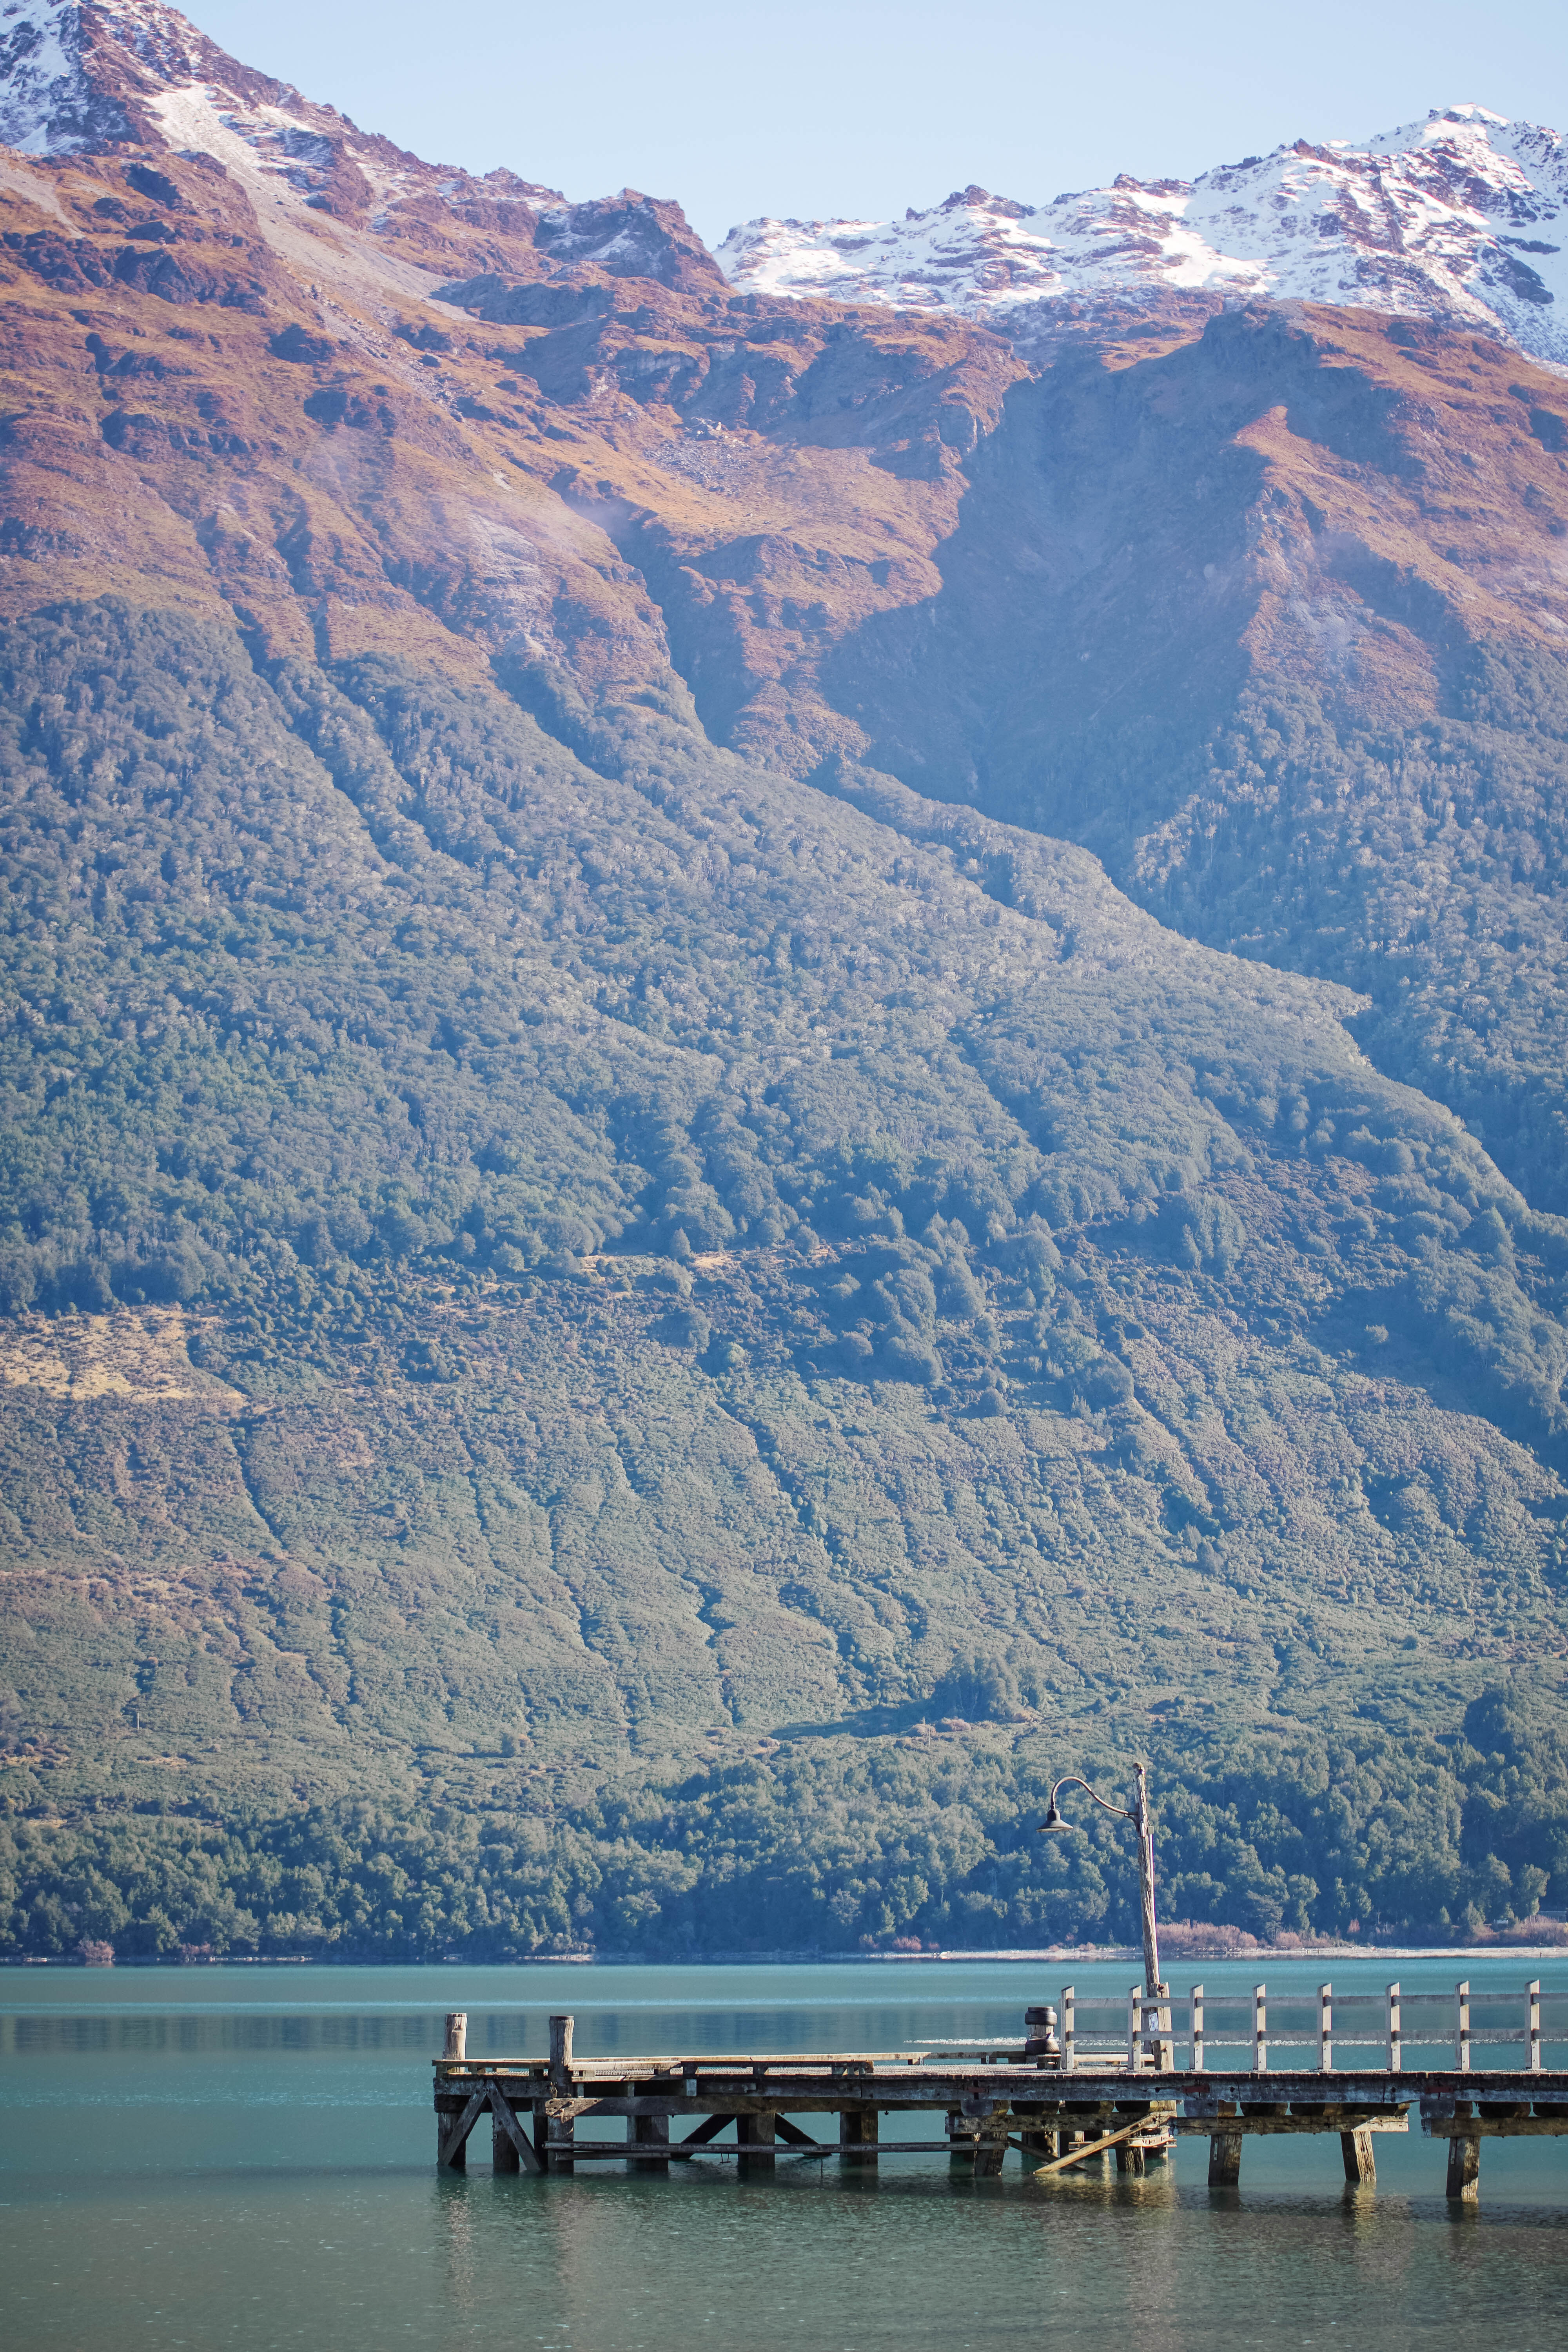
1342, 2124, 1377, 2185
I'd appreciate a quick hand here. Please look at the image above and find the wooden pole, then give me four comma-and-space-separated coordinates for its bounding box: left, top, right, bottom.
1208, 2131, 1242, 2187
1455, 1980, 1470, 2073
1341, 2125, 1376, 2186
443, 2011, 467, 2060
549, 2014, 575, 2088
1319, 1983, 1333, 2074
1387, 1983, 1401, 2075
1191, 1983, 1205, 2073
1529, 1980, 1541, 2073
630, 2112, 670, 2171
1061, 1984, 1075, 2074
1252, 1984, 1268, 2075
1134, 1761, 1162, 2000
839, 2107, 878, 2167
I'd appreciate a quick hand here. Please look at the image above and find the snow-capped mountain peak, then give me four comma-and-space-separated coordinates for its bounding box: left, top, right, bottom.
717, 105, 1568, 365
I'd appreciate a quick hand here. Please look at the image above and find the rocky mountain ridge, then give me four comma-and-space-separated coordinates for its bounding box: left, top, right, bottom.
721, 106, 1568, 367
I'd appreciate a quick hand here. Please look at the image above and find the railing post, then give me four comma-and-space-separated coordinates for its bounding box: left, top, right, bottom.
1061, 1984, 1075, 2074
1252, 1983, 1267, 2075
1191, 1983, 1205, 2073
1386, 1984, 1401, 2074
1318, 1983, 1333, 2074
443, 2011, 467, 2060
1128, 1983, 1142, 2070
1155, 1980, 1173, 2071
1528, 1979, 1541, 2074
1455, 1981, 1470, 2073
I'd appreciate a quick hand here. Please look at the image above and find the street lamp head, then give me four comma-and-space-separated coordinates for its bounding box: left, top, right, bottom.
1039, 1800, 1062, 1833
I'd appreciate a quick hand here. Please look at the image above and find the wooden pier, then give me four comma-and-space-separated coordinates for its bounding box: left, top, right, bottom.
433, 1982, 1568, 2201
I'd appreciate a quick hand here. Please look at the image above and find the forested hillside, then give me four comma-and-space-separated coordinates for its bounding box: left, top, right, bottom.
0, 2, 1566, 1957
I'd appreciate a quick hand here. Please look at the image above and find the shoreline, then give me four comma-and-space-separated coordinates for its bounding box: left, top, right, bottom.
4, 1943, 1566, 1970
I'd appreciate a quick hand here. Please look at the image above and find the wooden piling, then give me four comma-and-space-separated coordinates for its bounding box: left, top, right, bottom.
1455, 1980, 1470, 2073
1341, 2125, 1376, 2185
1252, 1984, 1268, 2075
1446, 2127, 1480, 2202
736, 2111, 776, 2174
839, 2106, 878, 2166
630, 2112, 670, 2171
443, 2011, 467, 2060
1208, 2130, 1242, 2187
1387, 1984, 1401, 2075
1318, 1984, 1333, 2074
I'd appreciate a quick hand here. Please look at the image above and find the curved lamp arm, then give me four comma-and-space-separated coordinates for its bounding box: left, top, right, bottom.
1038, 1773, 1136, 1831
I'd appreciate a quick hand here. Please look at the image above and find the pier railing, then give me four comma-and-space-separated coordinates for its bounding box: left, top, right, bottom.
1019, 1981, 1563, 2071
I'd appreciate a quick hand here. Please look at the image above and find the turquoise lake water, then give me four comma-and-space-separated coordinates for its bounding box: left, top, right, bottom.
2, 1955, 1565, 2350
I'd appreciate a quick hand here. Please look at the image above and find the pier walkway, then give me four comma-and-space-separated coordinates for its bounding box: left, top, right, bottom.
433, 1980, 1568, 2200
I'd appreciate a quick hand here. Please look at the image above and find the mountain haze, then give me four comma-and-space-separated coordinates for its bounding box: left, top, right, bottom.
0, 0, 1565, 1960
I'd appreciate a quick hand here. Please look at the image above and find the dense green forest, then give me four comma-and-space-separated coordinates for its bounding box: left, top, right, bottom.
3, 1685, 1565, 1958
2, 599, 1566, 1958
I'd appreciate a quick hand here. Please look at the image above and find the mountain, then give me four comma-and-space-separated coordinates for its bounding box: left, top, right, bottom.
0, 1, 1565, 1960
718, 107, 1568, 365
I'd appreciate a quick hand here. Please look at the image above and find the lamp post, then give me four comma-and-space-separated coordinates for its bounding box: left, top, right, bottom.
1040, 1760, 1166, 2061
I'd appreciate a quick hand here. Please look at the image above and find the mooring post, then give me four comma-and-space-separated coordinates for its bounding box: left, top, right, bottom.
1528, 1980, 1542, 2073
1319, 1983, 1333, 2074
1252, 1984, 1268, 2075
549, 2014, 574, 2087
1191, 1983, 1205, 2073
1341, 2125, 1376, 2187
839, 2107, 879, 2166
1455, 1980, 1470, 2073
1446, 2111, 1481, 2202
1060, 1984, 1075, 2073
1387, 1983, 1401, 2074
444, 2011, 467, 2060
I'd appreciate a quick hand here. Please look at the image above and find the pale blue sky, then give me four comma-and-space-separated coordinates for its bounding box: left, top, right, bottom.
195, 0, 1565, 245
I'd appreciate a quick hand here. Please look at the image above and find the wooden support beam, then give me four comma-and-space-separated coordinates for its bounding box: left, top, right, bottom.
437, 2087, 487, 2172
1115, 2138, 1146, 2177
1031, 2117, 1157, 2176
1446, 2133, 1480, 2202
1208, 2132, 1242, 2188
1341, 2126, 1376, 2186
838, 2108, 878, 2165
491, 2084, 544, 2176
774, 2116, 826, 2150
679, 2112, 733, 2147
